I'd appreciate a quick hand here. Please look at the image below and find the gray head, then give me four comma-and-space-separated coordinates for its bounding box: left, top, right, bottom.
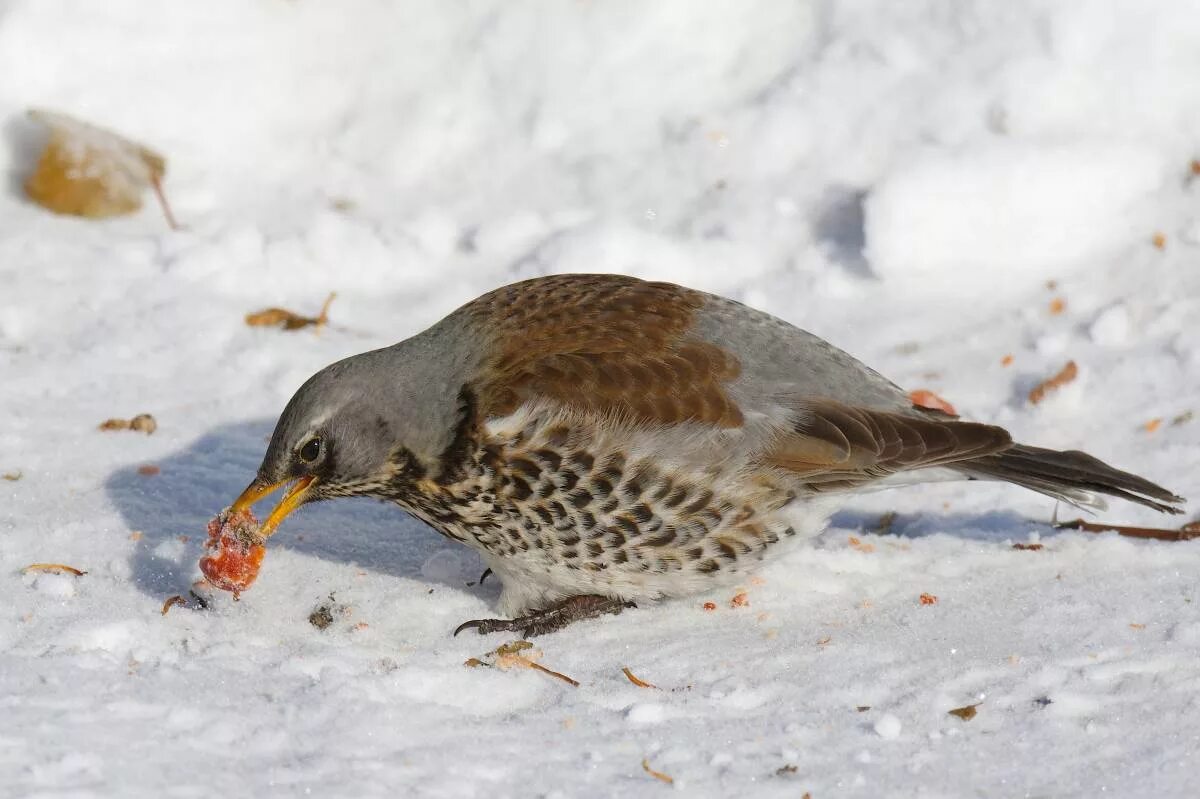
229, 333, 474, 535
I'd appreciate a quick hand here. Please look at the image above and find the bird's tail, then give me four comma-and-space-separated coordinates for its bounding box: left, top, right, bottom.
959, 444, 1185, 514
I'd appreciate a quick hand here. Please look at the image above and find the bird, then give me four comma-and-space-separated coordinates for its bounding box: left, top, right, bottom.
229, 273, 1185, 636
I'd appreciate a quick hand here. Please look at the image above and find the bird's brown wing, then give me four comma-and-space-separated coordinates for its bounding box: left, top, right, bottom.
763, 399, 1013, 490
463, 273, 745, 427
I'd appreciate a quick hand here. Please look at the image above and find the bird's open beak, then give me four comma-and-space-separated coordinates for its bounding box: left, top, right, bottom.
230, 475, 318, 537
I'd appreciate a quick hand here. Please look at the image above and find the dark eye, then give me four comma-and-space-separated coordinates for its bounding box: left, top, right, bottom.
299, 437, 322, 463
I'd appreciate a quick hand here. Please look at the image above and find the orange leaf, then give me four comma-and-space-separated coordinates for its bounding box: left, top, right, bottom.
919, 593, 938, 606
908, 389, 958, 417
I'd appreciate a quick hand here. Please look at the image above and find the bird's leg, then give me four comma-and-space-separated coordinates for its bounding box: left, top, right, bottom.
453, 595, 635, 638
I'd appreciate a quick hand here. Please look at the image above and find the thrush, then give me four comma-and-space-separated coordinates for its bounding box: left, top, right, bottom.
230, 274, 1184, 636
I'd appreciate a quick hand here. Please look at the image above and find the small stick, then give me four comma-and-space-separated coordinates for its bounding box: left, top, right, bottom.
149, 172, 180, 230
622, 666, 658, 689
527, 661, 580, 687
22, 563, 87, 576
1055, 518, 1200, 542
642, 759, 674, 785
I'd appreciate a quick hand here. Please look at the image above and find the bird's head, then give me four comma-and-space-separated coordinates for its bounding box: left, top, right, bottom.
228, 342, 468, 536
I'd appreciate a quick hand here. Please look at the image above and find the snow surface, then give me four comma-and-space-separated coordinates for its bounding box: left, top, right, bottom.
2, 1, 1200, 796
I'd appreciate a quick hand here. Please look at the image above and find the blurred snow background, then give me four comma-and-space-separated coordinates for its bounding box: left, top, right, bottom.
1, 1, 1198, 796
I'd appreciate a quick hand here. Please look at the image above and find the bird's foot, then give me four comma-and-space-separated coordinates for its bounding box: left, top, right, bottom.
453, 594, 634, 638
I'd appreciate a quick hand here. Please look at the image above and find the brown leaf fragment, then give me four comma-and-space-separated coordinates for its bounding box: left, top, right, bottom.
463, 658, 485, 667
730, 591, 750, 608
874, 511, 897, 534
919, 593, 938, 606
948, 703, 981, 721
161, 595, 186, 615
1048, 297, 1067, 315
1011, 542, 1044, 551
2, 470, 21, 481
468, 640, 579, 687
1028, 360, 1078, 404
816, 635, 832, 647
245, 292, 336, 331
702, 601, 717, 611
642, 759, 674, 785
99, 413, 156, 434
1055, 518, 1200, 542
1143, 418, 1162, 433
856, 705, 871, 712
137, 464, 160, 476
622, 667, 658, 689
775, 764, 798, 776
22, 563, 86, 576
129, 414, 157, 434
1129, 623, 1145, 630
1151, 232, 1166, 250
1171, 410, 1193, 426
1001, 354, 1014, 367
25, 109, 176, 227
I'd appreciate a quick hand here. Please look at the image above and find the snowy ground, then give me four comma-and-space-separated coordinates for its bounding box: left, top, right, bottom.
3, 1, 1200, 796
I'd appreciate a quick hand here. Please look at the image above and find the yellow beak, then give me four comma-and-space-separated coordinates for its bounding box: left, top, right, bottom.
231, 475, 318, 537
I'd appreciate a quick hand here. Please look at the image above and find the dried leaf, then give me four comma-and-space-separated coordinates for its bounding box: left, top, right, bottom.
99, 413, 156, 434
1171, 410, 1193, 426
1129, 623, 1145, 630
1001, 354, 1014, 367
245, 293, 336, 331
702, 601, 717, 611
622, 667, 658, 689
129, 414, 157, 434
2, 470, 21, 481
161, 595, 186, 616
948, 703, 980, 721
1028, 360, 1078, 404
816, 635, 832, 647
137, 464, 160, 476
775, 764, 799, 776
1049, 297, 1067, 315
25, 109, 177, 228
22, 563, 86, 576
1055, 518, 1200, 542
642, 759, 674, 785
730, 591, 750, 608
908, 389, 958, 417
919, 593, 938, 606
467, 640, 578, 687
1151, 232, 1167, 250
856, 705, 871, 712
1011, 542, 1044, 551
1143, 418, 1162, 433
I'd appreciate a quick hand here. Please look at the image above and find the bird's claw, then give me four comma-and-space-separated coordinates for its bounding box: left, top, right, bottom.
452, 595, 634, 638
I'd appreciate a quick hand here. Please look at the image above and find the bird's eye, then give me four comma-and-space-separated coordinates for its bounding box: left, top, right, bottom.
299, 437, 322, 463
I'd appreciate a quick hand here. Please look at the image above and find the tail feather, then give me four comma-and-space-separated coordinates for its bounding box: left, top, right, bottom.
961, 444, 1185, 515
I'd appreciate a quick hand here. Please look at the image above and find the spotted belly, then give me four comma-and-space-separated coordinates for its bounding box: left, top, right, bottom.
406, 428, 821, 614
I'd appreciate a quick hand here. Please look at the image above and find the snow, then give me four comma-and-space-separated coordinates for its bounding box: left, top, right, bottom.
1, 1, 1199, 797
